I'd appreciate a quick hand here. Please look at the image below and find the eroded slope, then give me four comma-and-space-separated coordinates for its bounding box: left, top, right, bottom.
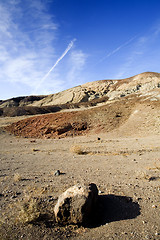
5, 95, 160, 138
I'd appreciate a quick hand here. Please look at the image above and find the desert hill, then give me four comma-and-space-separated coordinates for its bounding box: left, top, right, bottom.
3, 71, 160, 138
1, 71, 160, 108
1, 71, 160, 117
1, 72, 160, 240
35, 71, 160, 106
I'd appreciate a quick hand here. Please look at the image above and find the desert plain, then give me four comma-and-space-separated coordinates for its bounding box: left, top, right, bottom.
0, 72, 160, 239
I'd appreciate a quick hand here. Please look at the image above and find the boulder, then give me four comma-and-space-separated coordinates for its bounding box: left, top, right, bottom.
54, 183, 98, 225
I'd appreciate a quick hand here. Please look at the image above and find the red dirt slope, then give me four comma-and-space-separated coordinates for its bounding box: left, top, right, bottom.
5, 97, 135, 139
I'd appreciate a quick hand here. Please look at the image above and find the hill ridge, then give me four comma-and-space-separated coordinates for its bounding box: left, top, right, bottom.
1, 71, 160, 118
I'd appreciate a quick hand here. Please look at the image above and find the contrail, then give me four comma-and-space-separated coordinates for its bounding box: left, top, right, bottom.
97, 36, 136, 64
34, 38, 76, 92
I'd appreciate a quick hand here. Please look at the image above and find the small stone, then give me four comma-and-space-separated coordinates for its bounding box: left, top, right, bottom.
54, 170, 61, 176
11, 195, 17, 199
16, 192, 21, 196
32, 148, 40, 152
152, 205, 157, 208
155, 232, 160, 236
48, 197, 56, 202
137, 197, 142, 201
142, 221, 147, 224
145, 235, 149, 239
97, 137, 101, 141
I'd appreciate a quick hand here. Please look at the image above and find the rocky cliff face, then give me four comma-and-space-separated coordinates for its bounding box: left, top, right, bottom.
29, 80, 114, 106
107, 72, 160, 100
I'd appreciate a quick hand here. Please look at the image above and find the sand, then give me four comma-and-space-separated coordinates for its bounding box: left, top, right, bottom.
0, 114, 160, 239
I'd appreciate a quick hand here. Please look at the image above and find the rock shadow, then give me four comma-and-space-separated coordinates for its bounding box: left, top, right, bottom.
86, 194, 140, 228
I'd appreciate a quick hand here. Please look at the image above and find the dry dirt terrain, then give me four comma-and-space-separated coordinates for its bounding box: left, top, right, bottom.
0, 72, 160, 239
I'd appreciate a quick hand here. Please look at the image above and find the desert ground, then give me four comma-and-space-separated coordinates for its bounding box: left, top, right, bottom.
0, 72, 160, 239
0, 112, 160, 240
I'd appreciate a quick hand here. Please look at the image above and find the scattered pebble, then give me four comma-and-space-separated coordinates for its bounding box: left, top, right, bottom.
152, 205, 157, 208
54, 170, 61, 176
11, 195, 17, 199
32, 148, 40, 152
155, 232, 160, 236
137, 197, 142, 201
142, 221, 147, 224
145, 235, 149, 239
16, 192, 21, 196
48, 197, 56, 202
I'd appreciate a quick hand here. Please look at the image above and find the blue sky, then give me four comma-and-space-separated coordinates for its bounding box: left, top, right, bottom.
1, 0, 160, 99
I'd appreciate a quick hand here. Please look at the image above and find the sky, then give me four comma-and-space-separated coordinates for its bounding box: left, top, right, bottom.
1, 0, 160, 100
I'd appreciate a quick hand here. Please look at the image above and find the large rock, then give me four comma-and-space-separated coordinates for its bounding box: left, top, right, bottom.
54, 183, 98, 225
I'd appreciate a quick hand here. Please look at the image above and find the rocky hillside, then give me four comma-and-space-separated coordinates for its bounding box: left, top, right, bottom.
32, 71, 160, 106
1, 72, 160, 110
3, 71, 160, 139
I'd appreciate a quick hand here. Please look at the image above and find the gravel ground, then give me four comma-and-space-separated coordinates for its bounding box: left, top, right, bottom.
0, 119, 160, 239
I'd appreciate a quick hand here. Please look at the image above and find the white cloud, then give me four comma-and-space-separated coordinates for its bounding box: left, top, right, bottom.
0, 0, 88, 99
66, 50, 88, 86
0, 1, 57, 98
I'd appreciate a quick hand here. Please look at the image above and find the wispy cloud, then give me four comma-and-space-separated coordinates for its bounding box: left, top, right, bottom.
66, 50, 88, 86
0, 0, 87, 99
112, 25, 160, 79
0, 0, 57, 96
